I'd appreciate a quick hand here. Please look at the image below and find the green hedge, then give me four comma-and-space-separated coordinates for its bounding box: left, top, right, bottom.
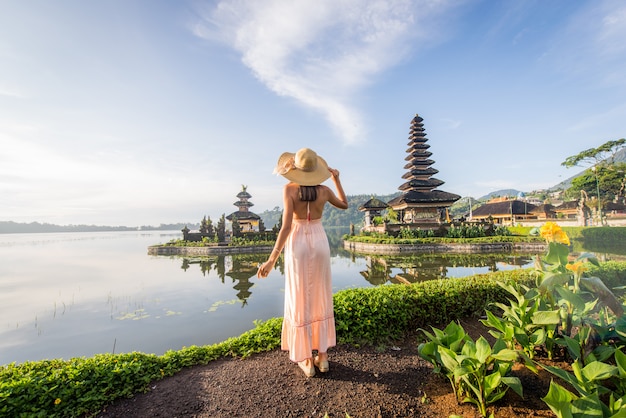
334, 269, 537, 344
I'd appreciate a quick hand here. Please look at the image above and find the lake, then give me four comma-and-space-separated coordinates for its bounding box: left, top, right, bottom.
0, 230, 546, 365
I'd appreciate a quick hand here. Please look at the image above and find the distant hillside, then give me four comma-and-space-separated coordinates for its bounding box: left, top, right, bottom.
478, 189, 524, 201
550, 147, 626, 191
0, 221, 198, 234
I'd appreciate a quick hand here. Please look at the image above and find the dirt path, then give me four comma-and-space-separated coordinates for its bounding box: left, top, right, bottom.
94, 318, 556, 418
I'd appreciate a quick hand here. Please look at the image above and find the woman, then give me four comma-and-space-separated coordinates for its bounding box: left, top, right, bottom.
257, 148, 348, 377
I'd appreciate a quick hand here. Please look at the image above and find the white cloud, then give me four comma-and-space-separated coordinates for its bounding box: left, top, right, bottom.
0, 134, 232, 225
597, 1, 626, 56
193, 0, 452, 144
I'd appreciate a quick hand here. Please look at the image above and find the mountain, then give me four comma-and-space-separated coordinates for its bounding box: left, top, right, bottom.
0, 221, 198, 234
478, 189, 524, 201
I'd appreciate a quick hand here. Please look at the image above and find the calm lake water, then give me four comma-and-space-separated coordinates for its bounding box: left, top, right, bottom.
0, 230, 543, 365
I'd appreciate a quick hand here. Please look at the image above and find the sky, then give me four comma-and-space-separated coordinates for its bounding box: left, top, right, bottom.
1, 0, 625, 227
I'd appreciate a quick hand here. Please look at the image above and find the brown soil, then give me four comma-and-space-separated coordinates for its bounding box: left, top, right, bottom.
95, 318, 566, 418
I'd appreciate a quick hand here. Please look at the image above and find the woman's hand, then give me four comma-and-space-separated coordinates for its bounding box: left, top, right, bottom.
257, 260, 273, 279
329, 167, 340, 179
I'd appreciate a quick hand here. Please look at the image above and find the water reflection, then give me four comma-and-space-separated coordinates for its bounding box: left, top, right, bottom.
174, 251, 539, 303
178, 254, 274, 306
359, 253, 537, 285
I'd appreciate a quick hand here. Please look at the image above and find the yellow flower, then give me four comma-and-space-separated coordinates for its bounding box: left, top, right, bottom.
554, 230, 570, 246
540, 222, 570, 245
54, 398, 62, 405
566, 261, 588, 275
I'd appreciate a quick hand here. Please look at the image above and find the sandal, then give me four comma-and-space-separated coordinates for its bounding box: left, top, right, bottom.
314, 355, 329, 373
298, 359, 315, 377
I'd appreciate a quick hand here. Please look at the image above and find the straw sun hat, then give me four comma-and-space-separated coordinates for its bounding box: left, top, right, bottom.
273, 148, 331, 186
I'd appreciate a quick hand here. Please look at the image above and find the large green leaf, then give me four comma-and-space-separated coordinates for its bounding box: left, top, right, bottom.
581, 361, 618, 382
475, 337, 491, 364
491, 349, 519, 363
532, 310, 561, 325
501, 376, 523, 398
576, 252, 600, 266
539, 272, 571, 293
581, 276, 624, 317
545, 242, 570, 265
615, 350, 626, 377
542, 380, 576, 418
570, 393, 605, 417
555, 286, 587, 313
483, 371, 502, 397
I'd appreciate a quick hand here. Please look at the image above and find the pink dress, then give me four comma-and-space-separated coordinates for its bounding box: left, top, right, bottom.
281, 218, 336, 362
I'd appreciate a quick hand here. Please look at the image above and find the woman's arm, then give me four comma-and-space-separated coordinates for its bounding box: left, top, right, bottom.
327, 168, 348, 210
257, 185, 294, 278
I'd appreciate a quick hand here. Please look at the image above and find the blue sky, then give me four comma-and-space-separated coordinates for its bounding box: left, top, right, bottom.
1, 0, 625, 226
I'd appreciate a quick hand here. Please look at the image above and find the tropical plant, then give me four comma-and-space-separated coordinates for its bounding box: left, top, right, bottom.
481, 282, 560, 359
540, 358, 626, 418
482, 221, 626, 416
418, 321, 522, 417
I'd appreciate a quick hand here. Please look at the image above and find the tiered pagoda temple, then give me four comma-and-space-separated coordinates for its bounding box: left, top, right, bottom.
387, 114, 461, 229
226, 185, 261, 233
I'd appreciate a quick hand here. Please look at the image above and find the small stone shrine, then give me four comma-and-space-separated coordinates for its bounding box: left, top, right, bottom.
358, 197, 389, 229
387, 114, 461, 230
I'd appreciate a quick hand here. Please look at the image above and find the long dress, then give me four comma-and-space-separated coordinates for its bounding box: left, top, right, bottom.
281, 218, 336, 362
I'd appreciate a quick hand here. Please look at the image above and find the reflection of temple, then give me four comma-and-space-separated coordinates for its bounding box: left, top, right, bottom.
359, 254, 535, 285
180, 255, 267, 304
181, 257, 217, 276
226, 185, 261, 233
359, 257, 448, 284
226, 259, 258, 306
359, 257, 391, 285
387, 114, 460, 230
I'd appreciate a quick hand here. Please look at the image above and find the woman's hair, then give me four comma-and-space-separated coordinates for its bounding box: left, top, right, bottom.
298, 185, 318, 202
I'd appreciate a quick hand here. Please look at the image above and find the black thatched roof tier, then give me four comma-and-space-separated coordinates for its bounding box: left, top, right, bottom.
401, 160, 435, 170
556, 201, 578, 210
402, 164, 439, 174
407, 135, 427, 142
530, 203, 555, 214
406, 142, 430, 152
471, 200, 538, 217
233, 201, 254, 208
358, 197, 389, 211
398, 178, 445, 190
388, 190, 461, 206
405, 151, 433, 160
605, 201, 626, 211
236, 191, 252, 199
226, 211, 261, 221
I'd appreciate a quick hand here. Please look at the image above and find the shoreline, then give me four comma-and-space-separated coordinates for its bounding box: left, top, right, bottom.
149, 241, 548, 256
147, 244, 273, 256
